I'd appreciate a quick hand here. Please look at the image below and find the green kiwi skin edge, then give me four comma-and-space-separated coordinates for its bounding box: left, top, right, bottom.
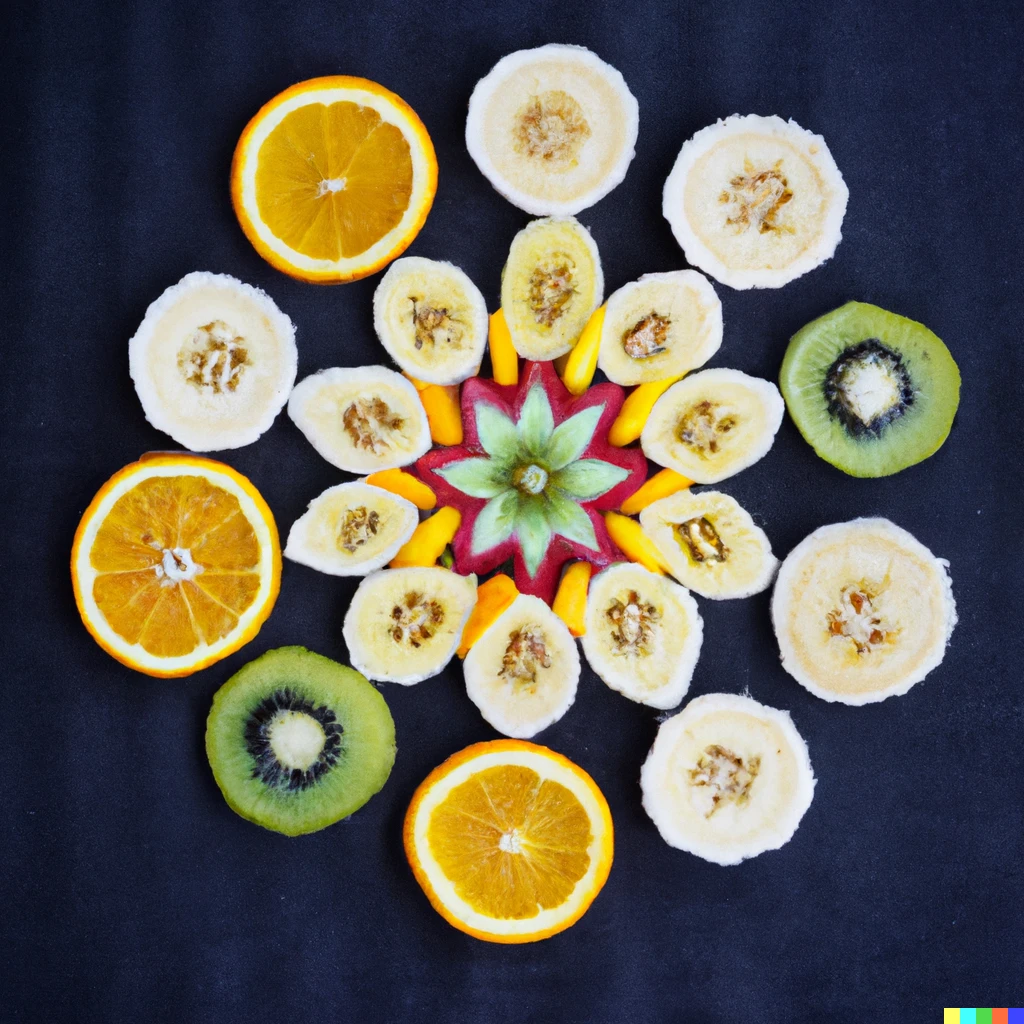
779, 301, 961, 478
205, 646, 396, 837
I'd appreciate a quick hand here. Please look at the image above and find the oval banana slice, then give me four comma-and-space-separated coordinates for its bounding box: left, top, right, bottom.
597, 271, 722, 386
662, 114, 848, 290
288, 366, 430, 473
466, 44, 639, 216
464, 594, 580, 738
641, 693, 815, 865
343, 567, 478, 685
285, 482, 418, 576
373, 257, 488, 385
771, 518, 956, 704
640, 490, 777, 600
129, 272, 297, 451
641, 369, 784, 484
582, 563, 703, 709
501, 216, 603, 360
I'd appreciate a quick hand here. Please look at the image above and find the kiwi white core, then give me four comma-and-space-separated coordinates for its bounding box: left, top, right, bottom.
268, 711, 326, 771
836, 358, 902, 423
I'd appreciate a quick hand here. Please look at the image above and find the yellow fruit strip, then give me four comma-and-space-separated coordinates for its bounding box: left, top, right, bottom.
560, 305, 605, 396
457, 573, 519, 658
365, 468, 437, 510
619, 468, 693, 515
419, 384, 463, 446
552, 562, 591, 638
403, 372, 431, 392
608, 374, 685, 447
488, 309, 518, 386
604, 512, 669, 575
389, 507, 461, 567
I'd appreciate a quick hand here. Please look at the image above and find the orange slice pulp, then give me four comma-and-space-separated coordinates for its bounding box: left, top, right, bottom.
404, 739, 613, 943
71, 454, 280, 677
231, 76, 437, 283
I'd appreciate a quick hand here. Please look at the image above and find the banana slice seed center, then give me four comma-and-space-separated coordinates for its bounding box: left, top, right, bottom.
178, 320, 251, 394
688, 744, 761, 818
677, 400, 737, 457
499, 625, 551, 686
623, 313, 671, 360
342, 396, 405, 453
826, 585, 895, 655
390, 591, 445, 648
513, 90, 591, 165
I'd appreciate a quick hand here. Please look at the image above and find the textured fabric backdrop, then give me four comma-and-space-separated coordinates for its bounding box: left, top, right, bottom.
2, 1, 1022, 1021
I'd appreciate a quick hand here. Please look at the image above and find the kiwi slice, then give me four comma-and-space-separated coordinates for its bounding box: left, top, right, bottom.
780, 301, 960, 477
205, 646, 396, 836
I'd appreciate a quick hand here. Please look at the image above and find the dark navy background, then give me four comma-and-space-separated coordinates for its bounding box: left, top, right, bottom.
2, 1, 1022, 1021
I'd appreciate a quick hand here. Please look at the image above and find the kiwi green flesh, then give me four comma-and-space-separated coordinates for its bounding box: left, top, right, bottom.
205, 646, 396, 836
780, 301, 960, 478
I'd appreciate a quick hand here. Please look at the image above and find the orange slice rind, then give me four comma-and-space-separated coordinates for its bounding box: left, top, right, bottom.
231, 76, 437, 284
71, 454, 280, 677
404, 739, 613, 943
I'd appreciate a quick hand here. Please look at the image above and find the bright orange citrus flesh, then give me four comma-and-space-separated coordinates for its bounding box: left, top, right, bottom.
231, 76, 437, 284
404, 740, 614, 943
71, 455, 280, 677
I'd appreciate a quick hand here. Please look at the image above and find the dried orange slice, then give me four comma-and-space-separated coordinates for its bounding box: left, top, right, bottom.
71, 454, 280, 677
404, 739, 613, 943
231, 76, 437, 284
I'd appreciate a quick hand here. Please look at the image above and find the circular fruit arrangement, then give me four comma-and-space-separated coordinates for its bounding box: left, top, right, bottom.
71, 48, 963, 944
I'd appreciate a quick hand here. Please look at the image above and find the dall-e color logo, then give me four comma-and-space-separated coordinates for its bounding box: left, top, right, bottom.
943, 1011, 1022, 1023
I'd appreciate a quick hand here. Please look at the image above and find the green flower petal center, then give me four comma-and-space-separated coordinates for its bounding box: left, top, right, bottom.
513, 463, 549, 495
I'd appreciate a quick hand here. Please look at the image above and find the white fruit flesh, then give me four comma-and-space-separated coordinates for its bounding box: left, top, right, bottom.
463, 594, 580, 738
640, 490, 777, 600
129, 272, 297, 451
771, 518, 956, 704
582, 563, 703, 709
287, 366, 430, 473
466, 44, 639, 216
641, 693, 815, 865
597, 271, 723, 385
343, 568, 477, 685
662, 115, 848, 290
501, 216, 604, 360
284, 482, 418, 576
373, 257, 488, 385
641, 369, 785, 483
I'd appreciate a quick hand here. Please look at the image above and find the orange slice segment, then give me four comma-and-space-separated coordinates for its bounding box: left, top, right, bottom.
232, 76, 437, 283
71, 454, 280, 677
404, 740, 613, 943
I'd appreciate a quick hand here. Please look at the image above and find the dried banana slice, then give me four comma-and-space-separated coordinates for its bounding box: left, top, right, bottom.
501, 216, 603, 360
343, 567, 477, 685
597, 271, 722, 386
582, 563, 703, 709
640, 490, 777, 600
641, 693, 816, 865
288, 365, 430, 473
771, 518, 956, 704
662, 115, 848, 290
463, 594, 580, 738
641, 369, 784, 484
466, 44, 639, 216
373, 257, 488, 385
285, 482, 419, 576
129, 272, 297, 451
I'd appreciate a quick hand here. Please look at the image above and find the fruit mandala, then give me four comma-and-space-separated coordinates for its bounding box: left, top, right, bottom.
70, 48, 963, 946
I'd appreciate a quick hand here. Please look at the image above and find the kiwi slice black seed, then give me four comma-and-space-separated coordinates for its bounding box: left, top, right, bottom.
780, 301, 960, 477
205, 646, 396, 836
